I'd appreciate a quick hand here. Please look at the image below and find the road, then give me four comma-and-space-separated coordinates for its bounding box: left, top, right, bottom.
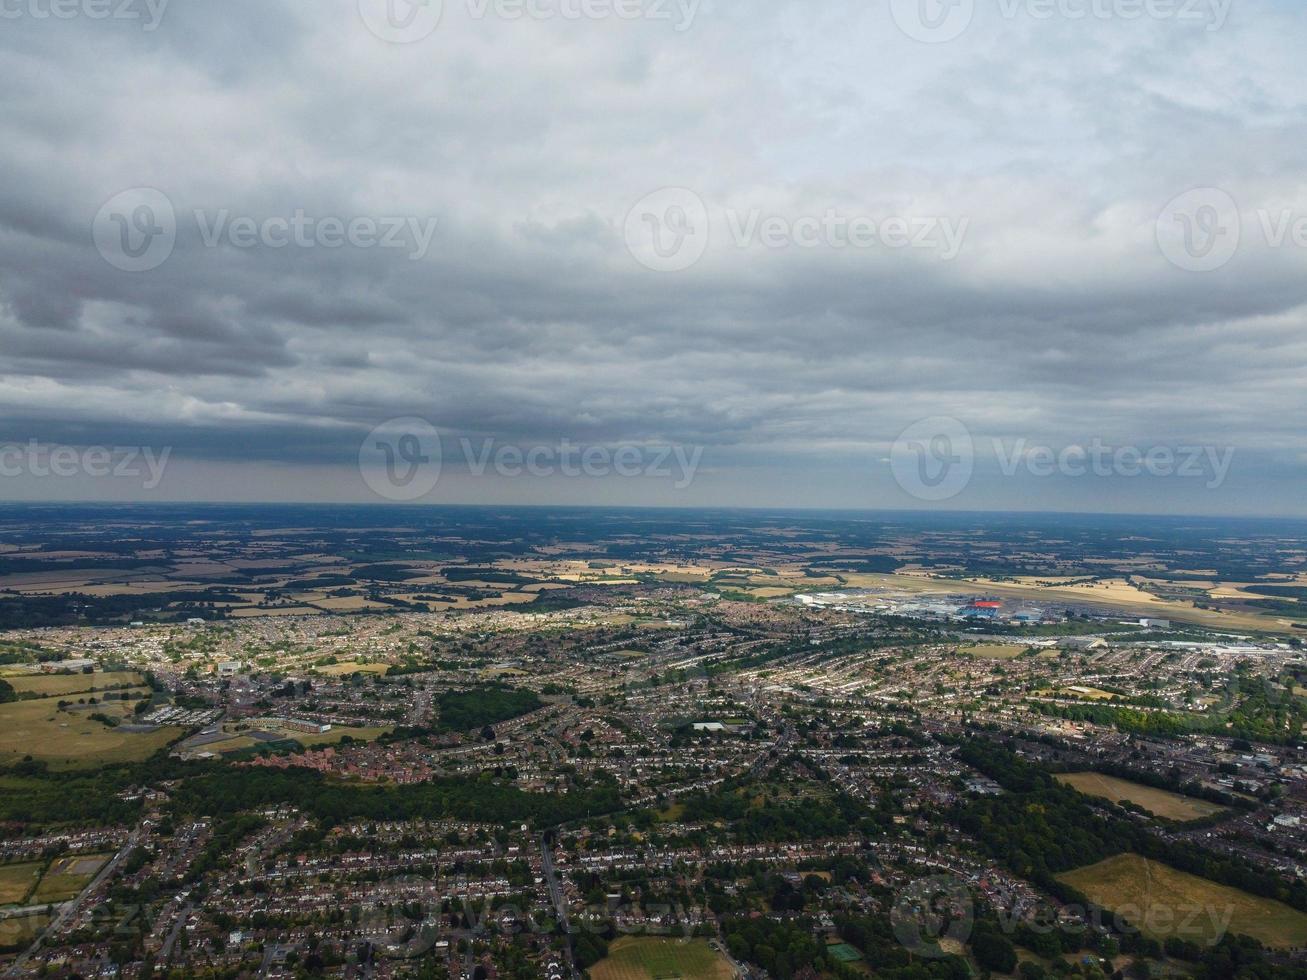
539, 835, 577, 978
159, 901, 193, 962
6, 823, 144, 977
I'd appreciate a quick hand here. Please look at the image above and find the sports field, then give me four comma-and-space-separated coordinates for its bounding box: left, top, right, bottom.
1056, 772, 1225, 821
1057, 853, 1307, 948
589, 937, 736, 980
0, 862, 42, 905
29, 854, 108, 904
0, 698, 183, 769
960, 644, 1026, 660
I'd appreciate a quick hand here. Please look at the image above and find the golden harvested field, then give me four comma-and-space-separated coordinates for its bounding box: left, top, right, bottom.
0, 699, 183, 769
835, 572, 1297, 633
0, 862, 42, 905
315, 661, 390, 676
30, 854, 108, 904
589, 937, 736, 980
6, 671, 143, 698
229, 605, 322, 618
1047, 685, 1119, 701
1056, 772, 1225, 821
1058, 853, 1307, 948
309, 596, 393, 611
961, 644, 1026, 660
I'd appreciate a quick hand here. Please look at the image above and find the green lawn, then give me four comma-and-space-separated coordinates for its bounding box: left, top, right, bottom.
590, 937, 735, 980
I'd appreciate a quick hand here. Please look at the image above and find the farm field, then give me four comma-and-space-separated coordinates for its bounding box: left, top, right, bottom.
1057, 853, 1307, 948
589, 937, 736, 980
29, 854, 108, 904
1056, 772, 1225, 821
6, 671, 144, 698
0, 698, 183, 769
0, 862, 42, 905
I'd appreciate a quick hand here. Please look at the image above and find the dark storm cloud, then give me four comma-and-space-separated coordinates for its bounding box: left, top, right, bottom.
1, 0, 1306, 510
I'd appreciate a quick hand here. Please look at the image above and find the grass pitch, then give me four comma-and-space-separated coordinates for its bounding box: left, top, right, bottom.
1056, 772, 1225, 822
0, 698, 182, 769
589, 937, 736, 980
1057, 853, 1307, 948
960, 643, 1026, 660
28, 854, 108, 904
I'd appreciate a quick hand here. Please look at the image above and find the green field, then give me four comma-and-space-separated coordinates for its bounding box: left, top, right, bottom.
1057, 853, 1307, 948
29, 854, 108, 904
0, 698, 182, 769
0, 862, 42, 905
6, 671, 144, 698
1056, 772, 1226, 821
291, 725, 393, 748
590, 937, 735, 980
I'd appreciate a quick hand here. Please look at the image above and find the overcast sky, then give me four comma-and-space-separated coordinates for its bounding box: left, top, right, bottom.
1, 0, 1306, 513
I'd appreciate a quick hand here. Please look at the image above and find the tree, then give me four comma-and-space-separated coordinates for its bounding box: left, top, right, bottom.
971, 926, 1017, 973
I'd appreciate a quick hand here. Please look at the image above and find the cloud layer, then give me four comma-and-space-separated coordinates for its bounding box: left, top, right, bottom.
2, 0, 1306, 512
